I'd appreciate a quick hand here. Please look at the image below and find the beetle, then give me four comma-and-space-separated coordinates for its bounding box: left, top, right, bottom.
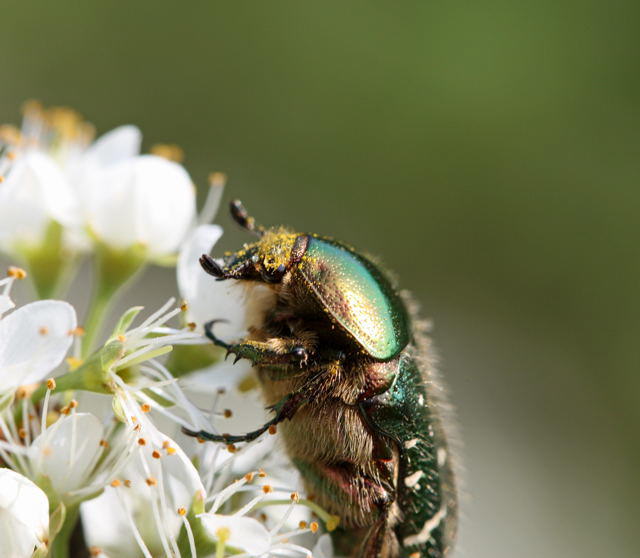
184, 200, 458, 557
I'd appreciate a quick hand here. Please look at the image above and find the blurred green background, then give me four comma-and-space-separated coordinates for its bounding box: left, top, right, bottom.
2, 1, 638, 556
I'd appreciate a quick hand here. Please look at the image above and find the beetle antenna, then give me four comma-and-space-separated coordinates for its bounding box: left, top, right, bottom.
230, 199, 265, 237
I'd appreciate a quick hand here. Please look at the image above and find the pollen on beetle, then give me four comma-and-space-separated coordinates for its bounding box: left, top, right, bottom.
138, 438, 146, 446
268, 425, 277, 435
177, 507, 187, 516
38, 326, 49, 335
152, 450, 161, 459
7, 266, 27, 279
309, 521, 319, 533
46, 378, 56, 390
146, 477, 158, 486
110, 479, 121, 487
262, 484, 273, 494
140, 403, 151, 413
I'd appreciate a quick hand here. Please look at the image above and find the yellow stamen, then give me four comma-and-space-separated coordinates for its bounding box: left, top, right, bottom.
66, 357, 83, 371
150, 143, 184, 163
110, 479, 121, 487
146, 477, 157, 486
177, 507, 187, 516
310, 521, 319, 533
7, 267, 27, 279
46, 378, 57, 390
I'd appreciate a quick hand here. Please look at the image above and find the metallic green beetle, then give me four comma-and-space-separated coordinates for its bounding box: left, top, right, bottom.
184, 200, 458, 558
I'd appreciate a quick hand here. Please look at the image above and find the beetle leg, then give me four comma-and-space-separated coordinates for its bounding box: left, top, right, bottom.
182, 391, 306, 444
204, 320, 311, 366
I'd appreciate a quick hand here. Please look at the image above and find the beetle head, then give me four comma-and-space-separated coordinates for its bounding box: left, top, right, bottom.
200, 200, 309, 285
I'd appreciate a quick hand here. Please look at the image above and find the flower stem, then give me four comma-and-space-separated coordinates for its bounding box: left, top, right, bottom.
81, 243, 146, 357
49, 504, 79, 558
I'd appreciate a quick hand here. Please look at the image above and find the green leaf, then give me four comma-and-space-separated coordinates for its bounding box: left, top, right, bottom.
111, 306, 144, 338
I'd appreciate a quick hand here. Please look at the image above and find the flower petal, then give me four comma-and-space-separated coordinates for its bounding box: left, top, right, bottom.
29, 412, 104, 496
312, 534, 334, 558
84, 126, 142, 166
0, 469, 49, 557
87, 155, 196, 257
0, 300, 77, 390
0, 153, 78, 249
198, 513, 271, 555
177, 224, 223, 304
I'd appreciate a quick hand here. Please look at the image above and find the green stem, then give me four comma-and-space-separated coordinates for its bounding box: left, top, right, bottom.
81, 280, 116, 358
49, 505, 78, 558
81, 244, 147, 357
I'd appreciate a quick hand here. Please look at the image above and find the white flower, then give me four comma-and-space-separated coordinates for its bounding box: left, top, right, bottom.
0, 151, 79, 255
1, 103, 201, 262
177, 224, 246, 339
84, 155, 196, 259
26, 411, 134, 504
199, 513, 271, 555
0, 468, 49, 558
0, 300, 77, 393
81, 390, 205, 558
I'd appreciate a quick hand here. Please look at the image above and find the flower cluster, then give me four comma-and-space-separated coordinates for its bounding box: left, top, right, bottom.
0, 104, 335, 558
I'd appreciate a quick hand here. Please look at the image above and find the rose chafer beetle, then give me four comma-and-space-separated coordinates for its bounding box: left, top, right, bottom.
184, 200, 458, 558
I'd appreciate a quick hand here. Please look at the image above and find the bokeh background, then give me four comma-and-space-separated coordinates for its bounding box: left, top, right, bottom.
1, 2, 638, 557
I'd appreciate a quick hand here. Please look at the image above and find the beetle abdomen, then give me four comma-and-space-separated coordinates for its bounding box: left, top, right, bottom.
364, 353, 457, 557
